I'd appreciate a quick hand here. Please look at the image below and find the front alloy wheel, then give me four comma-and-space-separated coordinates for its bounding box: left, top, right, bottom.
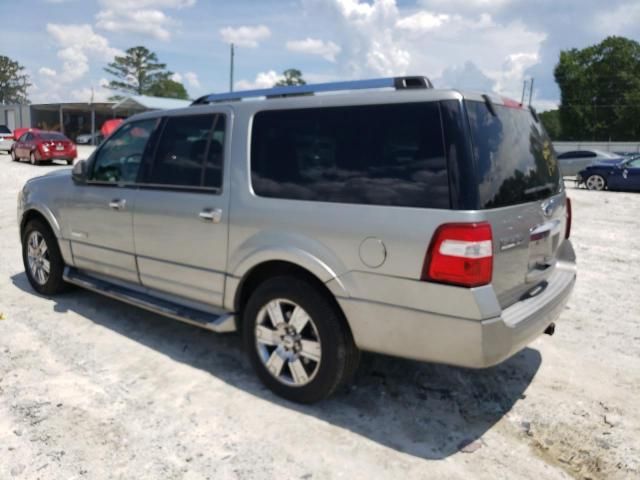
586, 174, 606, 191
22, 220, 67, 295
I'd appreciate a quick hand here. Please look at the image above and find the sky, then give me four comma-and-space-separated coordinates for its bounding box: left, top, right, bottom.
1, 0, 639, 111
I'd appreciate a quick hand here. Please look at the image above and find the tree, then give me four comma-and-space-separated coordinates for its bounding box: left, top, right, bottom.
275, 69, 306, 86
104, 46, 188, 98
0, 55, 31, 104
539, 109, 562, 140
554, 36, 640, 141
146, 79, 189, 99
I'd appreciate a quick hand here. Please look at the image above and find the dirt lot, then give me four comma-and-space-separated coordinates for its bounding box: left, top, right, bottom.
0, 154, 638, 479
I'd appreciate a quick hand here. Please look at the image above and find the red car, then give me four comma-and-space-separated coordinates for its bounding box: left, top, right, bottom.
11, 130, 77, 165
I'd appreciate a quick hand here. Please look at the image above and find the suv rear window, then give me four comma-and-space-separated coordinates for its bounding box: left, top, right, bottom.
0, 125, 11, 134
251, 102, 449, 209
466, 101, 561, 208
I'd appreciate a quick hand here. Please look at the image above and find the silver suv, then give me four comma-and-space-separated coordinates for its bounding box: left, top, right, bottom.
17, 77, 576, 403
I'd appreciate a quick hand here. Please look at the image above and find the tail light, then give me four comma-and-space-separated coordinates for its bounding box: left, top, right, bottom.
422, 222, 493, 288
565, 197, 572, 239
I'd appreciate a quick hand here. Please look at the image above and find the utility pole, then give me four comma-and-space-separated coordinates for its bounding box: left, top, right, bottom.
528, 77, 535, 107
229, 43, 235, 92
521, 79, 529, 105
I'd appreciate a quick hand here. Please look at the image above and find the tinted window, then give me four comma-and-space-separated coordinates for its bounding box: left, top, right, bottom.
466, 101, 561, 208
628, 158, 640, 168
0, 125, 10, 134
251, 103, 449, 208
143, 114, 224, 189
39, 132, 67, 141
91, 119, 156, 183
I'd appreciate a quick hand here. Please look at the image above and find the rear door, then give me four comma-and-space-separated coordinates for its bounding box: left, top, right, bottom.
133, 110, 230, 307
465, 100, 567, 308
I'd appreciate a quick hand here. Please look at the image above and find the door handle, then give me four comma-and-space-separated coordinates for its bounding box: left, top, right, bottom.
109, 199, 126, 210
199, 208, 223, 223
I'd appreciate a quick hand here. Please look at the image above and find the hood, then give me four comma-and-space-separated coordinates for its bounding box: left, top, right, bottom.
26, 167, 71, 185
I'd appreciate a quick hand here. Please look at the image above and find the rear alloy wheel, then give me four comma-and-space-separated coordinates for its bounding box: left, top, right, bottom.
243, 276, 359, 403
30, 152, 37, 165
586, 174, 606, 191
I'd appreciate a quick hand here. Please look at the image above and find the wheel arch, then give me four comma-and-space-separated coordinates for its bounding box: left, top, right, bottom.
20, 207, 61, 239
230, 260, 352, 337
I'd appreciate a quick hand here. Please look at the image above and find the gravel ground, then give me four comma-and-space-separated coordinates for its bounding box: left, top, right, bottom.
0, 154, 638, 479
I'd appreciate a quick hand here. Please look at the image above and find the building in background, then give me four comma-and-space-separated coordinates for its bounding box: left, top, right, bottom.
0, 95, 190, 145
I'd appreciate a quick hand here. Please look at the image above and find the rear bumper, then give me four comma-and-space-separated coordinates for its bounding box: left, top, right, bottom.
0, 140, 14, 152
336, 252, 576, 368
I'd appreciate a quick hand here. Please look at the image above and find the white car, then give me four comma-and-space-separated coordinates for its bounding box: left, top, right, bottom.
556, 149, 622, 177
0, 125, 14, 153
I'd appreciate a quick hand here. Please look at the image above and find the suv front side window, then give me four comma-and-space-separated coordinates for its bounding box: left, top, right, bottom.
90, 119, 157, 184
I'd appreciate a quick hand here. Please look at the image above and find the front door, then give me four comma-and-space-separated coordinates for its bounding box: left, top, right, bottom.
62, 118, 158, 283
133, 111, 230, 307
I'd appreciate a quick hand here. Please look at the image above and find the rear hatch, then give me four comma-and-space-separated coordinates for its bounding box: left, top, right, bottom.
465, 99, 568, 308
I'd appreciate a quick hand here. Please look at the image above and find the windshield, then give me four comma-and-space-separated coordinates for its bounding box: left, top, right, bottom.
0, 125, 11, 134
466, 100, 561, 208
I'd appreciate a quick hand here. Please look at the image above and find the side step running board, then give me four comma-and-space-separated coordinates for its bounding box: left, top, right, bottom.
63, 267, 236, 333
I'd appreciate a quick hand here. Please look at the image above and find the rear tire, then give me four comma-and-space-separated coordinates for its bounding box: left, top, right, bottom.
22, 219, 67, 295
67, 159, 74, 165
586, 174, 606, 191
243, 276, 359, 403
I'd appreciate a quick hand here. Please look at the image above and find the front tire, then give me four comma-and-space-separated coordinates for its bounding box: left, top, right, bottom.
29, 152, 37, 165
11, 149, 19, 162
586, 174, 606, 191
243, 276, 359, 403
22, 220, 67, 295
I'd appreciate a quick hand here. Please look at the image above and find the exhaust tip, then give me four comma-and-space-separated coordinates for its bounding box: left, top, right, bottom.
544, 323, 556, 336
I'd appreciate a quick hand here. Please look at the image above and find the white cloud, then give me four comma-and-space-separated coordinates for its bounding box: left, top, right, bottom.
301, 1, 546, 99
96, 9, 173, 41
184, 72, 200, 88
235, 70, 282, 90
95, 0, 196, 41
171, 72, 183, 82
38, 67, 57, 77
219, 25, 271, 48
396, 12, 450, 31
286, 38, 342, 62
46, 24, 122, 83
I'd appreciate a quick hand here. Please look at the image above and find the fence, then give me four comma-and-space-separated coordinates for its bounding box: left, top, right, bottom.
554, 141, 640, 154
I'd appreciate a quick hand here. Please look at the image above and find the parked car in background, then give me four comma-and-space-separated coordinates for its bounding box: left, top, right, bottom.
76, 132, 105, 145
578, 155, 640, 191
17, 76, 576, 403
0, 125, 14, 153
11, 130, 77, 165
557, 149, 622, 177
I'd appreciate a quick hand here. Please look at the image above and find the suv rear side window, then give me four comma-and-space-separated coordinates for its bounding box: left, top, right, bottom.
466, 101, 561, 208
251, 103, 449, 208
142, 114, 224, 190
91, 119, 157, 183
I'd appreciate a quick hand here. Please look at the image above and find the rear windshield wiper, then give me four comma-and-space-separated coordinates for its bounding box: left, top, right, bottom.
524, 183, 556, 196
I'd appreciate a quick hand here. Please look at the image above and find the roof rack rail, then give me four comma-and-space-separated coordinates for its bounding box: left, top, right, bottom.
191, 76, 433, 105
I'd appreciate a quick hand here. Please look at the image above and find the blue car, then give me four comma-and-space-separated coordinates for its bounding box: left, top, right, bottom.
578, 155, 640, 191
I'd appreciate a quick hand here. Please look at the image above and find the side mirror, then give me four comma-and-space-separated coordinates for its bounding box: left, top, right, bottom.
72, 159, 87, 183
